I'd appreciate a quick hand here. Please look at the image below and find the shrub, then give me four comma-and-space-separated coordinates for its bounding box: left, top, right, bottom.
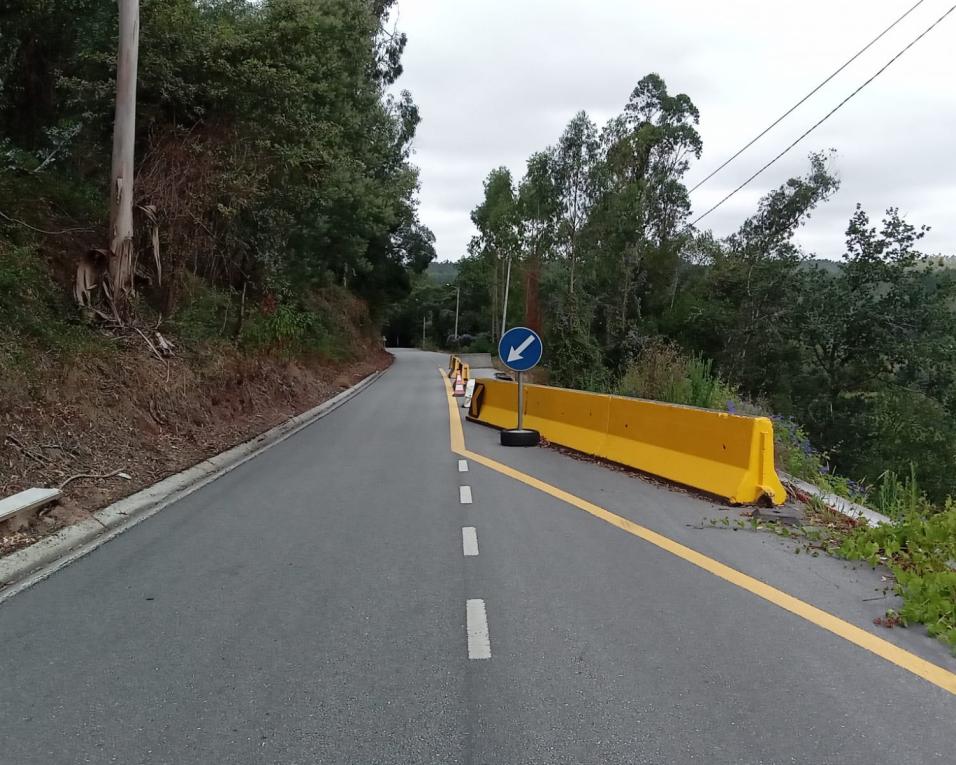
468, 334, 494, 354
616, 338, 736, 410
874, 465, 936, 520
0, 241, 90, 356
239, 287, 368, 361
167, 273, 234, 344
840, 497, 956, 653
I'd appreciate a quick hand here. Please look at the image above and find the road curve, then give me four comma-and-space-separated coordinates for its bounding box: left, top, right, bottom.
0, 349, 953, 764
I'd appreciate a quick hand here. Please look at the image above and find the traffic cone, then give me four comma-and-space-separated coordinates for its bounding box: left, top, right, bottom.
453, 372, 465, 397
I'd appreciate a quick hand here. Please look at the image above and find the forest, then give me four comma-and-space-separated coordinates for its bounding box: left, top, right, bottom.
1, 0, 433, 356
389, 74, 956, 508
0, 0, 436, 539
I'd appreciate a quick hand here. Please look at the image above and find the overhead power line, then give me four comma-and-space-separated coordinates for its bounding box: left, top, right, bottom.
689, 0, 927, 194
691, 1, 956, 228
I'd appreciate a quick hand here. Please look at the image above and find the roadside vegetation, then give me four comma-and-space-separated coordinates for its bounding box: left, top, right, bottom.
1, 0, 432, 338
1, 1, 429, 548
395, 73, 956, 652
1, 0, 431, 390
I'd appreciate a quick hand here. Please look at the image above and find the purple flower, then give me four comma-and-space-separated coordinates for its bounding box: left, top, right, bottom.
726, 400, 736, 414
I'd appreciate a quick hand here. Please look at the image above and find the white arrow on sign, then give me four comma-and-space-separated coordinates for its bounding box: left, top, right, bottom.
507, 334, 537, 363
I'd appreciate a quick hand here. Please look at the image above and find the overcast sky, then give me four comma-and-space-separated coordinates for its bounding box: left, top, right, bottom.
393, 0, 955, 262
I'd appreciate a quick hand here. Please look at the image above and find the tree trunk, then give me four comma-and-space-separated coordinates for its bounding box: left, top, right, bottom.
107, 0, 140, 320
568, 224, 576, 296
525, 246, 541, 333
491, 256, 498, 343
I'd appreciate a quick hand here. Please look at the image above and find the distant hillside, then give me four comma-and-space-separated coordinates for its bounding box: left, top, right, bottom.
427, 260, 459, 284
928, 255, 956, 269
801, 258, 842, 274
801, 256, 956, 274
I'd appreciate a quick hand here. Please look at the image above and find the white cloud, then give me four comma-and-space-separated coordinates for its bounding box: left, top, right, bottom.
396, 0, 956, 260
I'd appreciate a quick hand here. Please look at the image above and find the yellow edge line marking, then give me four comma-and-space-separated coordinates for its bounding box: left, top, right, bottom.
439, 369, 956, 695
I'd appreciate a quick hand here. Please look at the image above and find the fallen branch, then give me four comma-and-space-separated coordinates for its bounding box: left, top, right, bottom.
58, 468, 126, 491
154, 331, 173, 356
4, 435, 49, 464
134, 327, 165, 362
39, 443, 79, 458
0, 208, 94, 235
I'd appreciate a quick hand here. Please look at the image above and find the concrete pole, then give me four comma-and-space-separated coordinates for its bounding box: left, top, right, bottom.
108, 0, 140, 319
454, 286, 460, 339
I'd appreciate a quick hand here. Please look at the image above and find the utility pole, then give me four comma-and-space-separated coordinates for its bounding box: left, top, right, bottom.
453, 285, 460, 340
108, 0, 140, 319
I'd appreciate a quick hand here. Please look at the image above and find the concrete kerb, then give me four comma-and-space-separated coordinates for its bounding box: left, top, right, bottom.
0, 366, 388, 604
781, 472, 891, 528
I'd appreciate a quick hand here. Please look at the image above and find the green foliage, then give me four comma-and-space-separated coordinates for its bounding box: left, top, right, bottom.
615, 338, 736, 410
382, 271, 458, 348
241, 304, 316, 356
167, 275, 234, 345
548, 306, 607, 391
785, 208, 956, 502
0, 242, 90, 356
463, 90, 956, 502
239, 294, 357, 361
772, 416, 828, 482
427, 261, 459, 285
840, 499, 956, 653
684, 356, 729, 410
771, 415, 858, 500
467, 334, 494, 354
0, 0, 431, 341
873, 465, 936, 521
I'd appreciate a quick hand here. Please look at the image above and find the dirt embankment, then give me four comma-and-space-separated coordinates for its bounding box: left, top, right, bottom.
1, 343, 392, 557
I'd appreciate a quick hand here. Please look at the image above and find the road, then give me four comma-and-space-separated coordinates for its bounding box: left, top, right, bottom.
0, 349, 953, 764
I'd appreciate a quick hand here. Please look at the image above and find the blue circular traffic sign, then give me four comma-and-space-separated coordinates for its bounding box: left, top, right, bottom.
498, 326, 543, 372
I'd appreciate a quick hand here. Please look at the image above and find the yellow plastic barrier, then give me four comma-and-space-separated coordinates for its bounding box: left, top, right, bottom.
468, 379, 516, 430
448, 355, 462, 378
524, 385, 610, 457
468, 379, 786, 506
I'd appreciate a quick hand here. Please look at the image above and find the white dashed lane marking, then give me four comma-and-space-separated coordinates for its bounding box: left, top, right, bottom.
466, 599, 491, 659
462, 527, 479, 556
458, 459, 469, 473
459, 485, 473, 504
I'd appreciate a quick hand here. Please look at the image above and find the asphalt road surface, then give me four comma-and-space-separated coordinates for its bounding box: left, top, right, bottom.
0, 349, 953, 764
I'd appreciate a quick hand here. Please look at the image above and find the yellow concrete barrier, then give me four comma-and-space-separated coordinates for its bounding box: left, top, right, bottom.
468, 379, 786, 506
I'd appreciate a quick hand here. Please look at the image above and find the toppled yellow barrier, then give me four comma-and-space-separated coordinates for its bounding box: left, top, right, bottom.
448, 355, 461, 378
468, 379, 787, 506
447, 355, 471, 381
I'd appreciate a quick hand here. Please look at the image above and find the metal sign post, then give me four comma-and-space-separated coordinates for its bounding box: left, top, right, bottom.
516, 371, 524, 431
498, 326, 543, 447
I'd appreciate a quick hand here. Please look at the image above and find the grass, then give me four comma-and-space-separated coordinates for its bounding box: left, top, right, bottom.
873, 464, 935, 520
839, 492, 956, 653
167, 273, 235, 345
0, 241, 95, 360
